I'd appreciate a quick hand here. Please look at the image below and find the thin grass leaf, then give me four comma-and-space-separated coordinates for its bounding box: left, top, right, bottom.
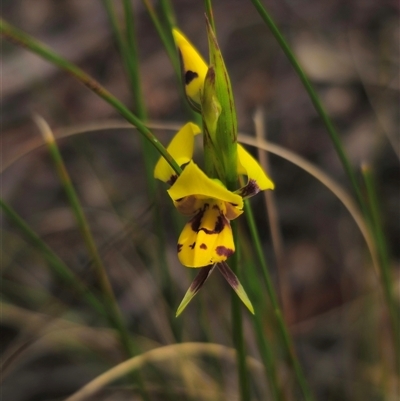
34, 115, 136, 359
176, 265, 215, 317
239, 134, 380, 276
0, 198, 104, 316
229, 221, 252, 401
159, 0, 177, 27
239, 249, 284, 401
0, 18, 181, 176
121, 0, 147, 120
142, 0, 180, 75
362, 164, 400, 374
204, 0, 216, 33
249, 0, 366, 215
64, 342, 264, 401
243, 198, 315, 401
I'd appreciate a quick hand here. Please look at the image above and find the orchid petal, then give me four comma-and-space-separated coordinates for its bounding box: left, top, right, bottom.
168, 161, 243, 209
172, 29, 208, 110
177, 200, 237, 268
154, 122, 201, 184
236, 144, 274, 198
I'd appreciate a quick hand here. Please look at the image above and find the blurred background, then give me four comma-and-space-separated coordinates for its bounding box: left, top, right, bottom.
2, 0, 399, 400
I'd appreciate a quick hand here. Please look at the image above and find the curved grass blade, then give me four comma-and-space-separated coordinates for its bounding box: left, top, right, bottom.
34, 116, 136, 359
362, 164, 400, 374
249, 0, 365, 215
0, 18, 181, 176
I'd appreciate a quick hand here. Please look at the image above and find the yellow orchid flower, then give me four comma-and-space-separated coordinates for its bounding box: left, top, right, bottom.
161, 25, 275, 316
154, 123, 274, 269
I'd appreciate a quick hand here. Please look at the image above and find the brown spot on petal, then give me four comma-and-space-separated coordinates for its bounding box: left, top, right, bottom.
200, 243, 207, 250
238, 179, 260, 198
191, 203, 209, 232
189, 242, 196, 249
177, 243, 183, 253
214, 215, 226, 233
215, 246, 234, 258
185, 70, 199, 85
168, 174, 178, 186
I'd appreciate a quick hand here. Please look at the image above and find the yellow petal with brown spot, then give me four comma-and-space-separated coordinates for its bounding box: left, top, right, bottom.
172, 29, 208, 109
177, 200, 235, 268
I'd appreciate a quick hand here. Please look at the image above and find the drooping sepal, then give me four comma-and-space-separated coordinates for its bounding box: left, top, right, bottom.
217, 261, 255, 314
176, 264, 215, 317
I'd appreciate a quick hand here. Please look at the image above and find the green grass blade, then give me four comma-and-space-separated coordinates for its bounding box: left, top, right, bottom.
142, 0, 180, 75
36, 116, 153, 400
230, 222, 251, 401
249, 0, 365, 212
159, 0, 177, 27
118, 2, 180, 333
122, 0, 147, 121
242, 256, 284, 401
102, 0, 147, 120
0, 18, 181, 176
34, 116, 136, 358
143, 0, 201, 125
0, 198, 104, 316
362, 164, 400, 373
244, 199, 315, 401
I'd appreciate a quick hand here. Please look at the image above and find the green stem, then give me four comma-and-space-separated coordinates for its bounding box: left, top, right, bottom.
244, 199, 314, 401
252, 310, 284, 401
230, 222, 251, 401
0, 198, 105, 316
0, 18, 181, 176
362, 165, 400, 374
204, 0, 216, 33
249, 0, 365, 212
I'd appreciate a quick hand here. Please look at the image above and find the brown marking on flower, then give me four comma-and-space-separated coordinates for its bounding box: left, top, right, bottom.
189, 242, 196, 249
238, 179, 260, 198
215, 246, 234, 258
177, 243, 183, 253
168, 174, 178, 186
185, 70, 198, 85
214, 215, 225, 233
190, 203, 208, 232
200, 243, 207, 250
